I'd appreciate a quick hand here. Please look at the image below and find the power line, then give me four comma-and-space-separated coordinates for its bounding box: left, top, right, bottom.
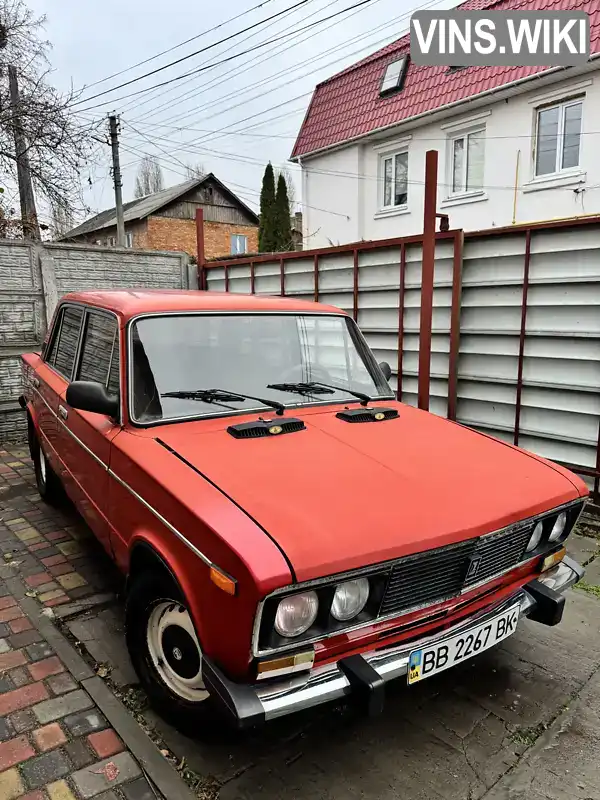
122, 118, 600, 143
118, 140, 354, 218
118, 2, 434, 148
115, 0, 356, 124
77, 0, 279, 92
112, 0, 328, 119
73, 0, 354, 109
114, 121, 298, 139
116, 0, 420, 131
74, 0, 442, 138
119, 122, 527, 191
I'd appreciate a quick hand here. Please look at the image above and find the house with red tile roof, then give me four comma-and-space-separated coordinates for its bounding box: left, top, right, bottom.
291, 0, 600, 247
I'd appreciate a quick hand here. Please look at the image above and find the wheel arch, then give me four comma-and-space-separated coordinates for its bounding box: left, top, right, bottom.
127, 539, 182, 594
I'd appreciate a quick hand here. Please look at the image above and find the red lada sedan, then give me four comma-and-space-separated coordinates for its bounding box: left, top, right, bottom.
20, 290, 587, 732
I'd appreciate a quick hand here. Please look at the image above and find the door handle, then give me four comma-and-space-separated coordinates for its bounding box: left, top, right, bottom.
58, 405, 68, 420
32, 377, 40, 388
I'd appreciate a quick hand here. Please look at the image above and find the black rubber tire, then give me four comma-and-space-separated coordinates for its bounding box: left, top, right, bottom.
125, 571, 231, 739
30, 422, 65, 507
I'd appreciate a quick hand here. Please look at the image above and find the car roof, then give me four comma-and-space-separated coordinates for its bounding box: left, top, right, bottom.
59, 290, 344, 322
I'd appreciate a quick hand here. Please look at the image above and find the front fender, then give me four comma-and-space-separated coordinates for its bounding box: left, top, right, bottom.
126, 528, 265, 680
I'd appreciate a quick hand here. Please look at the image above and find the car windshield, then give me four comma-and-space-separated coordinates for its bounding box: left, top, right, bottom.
129, 313, 392, 423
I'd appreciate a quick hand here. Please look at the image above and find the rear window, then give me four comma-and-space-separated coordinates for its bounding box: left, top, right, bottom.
46, 306, 84, 380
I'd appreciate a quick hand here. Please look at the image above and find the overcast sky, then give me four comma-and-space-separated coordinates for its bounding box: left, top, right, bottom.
28, 0, 455, 223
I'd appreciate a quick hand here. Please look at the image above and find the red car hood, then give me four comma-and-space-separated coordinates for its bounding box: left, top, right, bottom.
156, 403, 583, 582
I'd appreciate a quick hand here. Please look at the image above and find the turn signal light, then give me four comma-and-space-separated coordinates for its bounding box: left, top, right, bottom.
541, 546, 566, 573
256, 650, 315, 680
210, 566, 236, 595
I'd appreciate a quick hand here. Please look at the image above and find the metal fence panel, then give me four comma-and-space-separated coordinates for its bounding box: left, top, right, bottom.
206, 219, 600, 494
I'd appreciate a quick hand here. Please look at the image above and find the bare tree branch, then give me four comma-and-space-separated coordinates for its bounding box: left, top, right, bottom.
134, 154, 164, 197
0, 0, 95, 226
277, 167, 297, 216
184, 161, 206, 179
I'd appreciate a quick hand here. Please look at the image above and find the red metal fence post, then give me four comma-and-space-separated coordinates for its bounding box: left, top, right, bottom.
514, 229, 532, 447
195, 208, 206, 290
396, 243, 406, 401
418, 150, 438, 411
353, 249, 359, 321
594, 422, 600, 502
447, 230, 464, 421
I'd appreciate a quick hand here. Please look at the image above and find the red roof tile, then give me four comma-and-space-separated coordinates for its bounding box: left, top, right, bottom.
292, 0, 600, 158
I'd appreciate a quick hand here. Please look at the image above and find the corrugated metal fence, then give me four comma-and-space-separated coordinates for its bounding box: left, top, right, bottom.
203, 217, 600, 497
0, 240, 193, 442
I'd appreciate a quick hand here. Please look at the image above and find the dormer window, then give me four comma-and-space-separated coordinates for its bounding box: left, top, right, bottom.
380, 56, 409, 96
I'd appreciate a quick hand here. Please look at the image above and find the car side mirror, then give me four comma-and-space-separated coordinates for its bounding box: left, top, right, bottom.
379, 361, 392, 381
66, 381, 119, 419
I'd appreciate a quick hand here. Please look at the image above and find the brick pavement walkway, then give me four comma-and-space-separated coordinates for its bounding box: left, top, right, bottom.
0, 446, 163, 800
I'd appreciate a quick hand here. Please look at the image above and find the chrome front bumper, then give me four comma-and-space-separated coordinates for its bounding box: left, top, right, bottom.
202, 557, 584, 727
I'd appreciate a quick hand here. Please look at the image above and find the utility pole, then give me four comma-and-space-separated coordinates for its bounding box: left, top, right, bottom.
108, 114, 125, 247
8, 65, 40, 240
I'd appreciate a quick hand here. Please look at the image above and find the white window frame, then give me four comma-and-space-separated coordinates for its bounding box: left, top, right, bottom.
379, 150, 409, 212
125, 231, 134, 248
533, 97, 583, 179
380, 56, 409, 96
231, 234, 248, 255
446, 126, 486, 199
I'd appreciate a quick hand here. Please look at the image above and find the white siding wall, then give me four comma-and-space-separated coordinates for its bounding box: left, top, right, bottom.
301, 72, 600, 247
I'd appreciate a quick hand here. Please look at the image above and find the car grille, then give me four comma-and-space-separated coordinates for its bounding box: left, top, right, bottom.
463, 523, 534, 588
379, 521, 534, 618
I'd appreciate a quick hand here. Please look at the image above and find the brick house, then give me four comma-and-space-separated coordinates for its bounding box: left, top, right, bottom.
62, 174, 259, 259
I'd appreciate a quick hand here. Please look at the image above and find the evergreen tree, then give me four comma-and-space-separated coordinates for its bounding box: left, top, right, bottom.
258, 162, 276, 252
274, 172, 293, 251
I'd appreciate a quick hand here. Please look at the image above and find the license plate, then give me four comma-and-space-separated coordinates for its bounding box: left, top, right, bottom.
407, 604, 520, 685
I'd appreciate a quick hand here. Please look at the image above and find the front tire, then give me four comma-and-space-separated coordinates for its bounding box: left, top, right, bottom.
125, 572, 226, 737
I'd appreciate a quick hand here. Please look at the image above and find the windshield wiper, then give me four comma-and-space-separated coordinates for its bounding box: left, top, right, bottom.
161, 388, 286, 416
267, 381, 371, 406
267, 382, 335, 397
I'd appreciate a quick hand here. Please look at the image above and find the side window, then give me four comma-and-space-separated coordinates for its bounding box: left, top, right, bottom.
77, 312, 120, 395
47, 306, 84, 380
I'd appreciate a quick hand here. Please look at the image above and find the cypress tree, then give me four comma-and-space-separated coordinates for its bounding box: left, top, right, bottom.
258, 162, 276, 252
274, 172, 293, 251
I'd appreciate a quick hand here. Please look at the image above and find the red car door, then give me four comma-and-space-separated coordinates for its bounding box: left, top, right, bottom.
56, 308, 122, 556
35, 305, 85, 478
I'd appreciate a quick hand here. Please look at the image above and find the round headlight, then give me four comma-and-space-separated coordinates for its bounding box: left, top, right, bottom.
526, 520, 544, 552
331, 578, 370, 622
274, 591, 318, 638
549, 511, 567, 542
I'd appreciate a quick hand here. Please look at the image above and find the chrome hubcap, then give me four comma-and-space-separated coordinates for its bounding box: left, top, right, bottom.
146, 602, 208, 702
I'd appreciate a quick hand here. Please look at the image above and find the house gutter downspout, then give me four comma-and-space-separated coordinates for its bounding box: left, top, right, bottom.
512, 150, 521, 225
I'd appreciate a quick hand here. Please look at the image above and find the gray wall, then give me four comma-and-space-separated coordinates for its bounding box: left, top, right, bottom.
0, 240, 193, 442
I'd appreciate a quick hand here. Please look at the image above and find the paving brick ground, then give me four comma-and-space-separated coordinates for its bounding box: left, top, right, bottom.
0, 449, 161, 800
2, 444, 600, 800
